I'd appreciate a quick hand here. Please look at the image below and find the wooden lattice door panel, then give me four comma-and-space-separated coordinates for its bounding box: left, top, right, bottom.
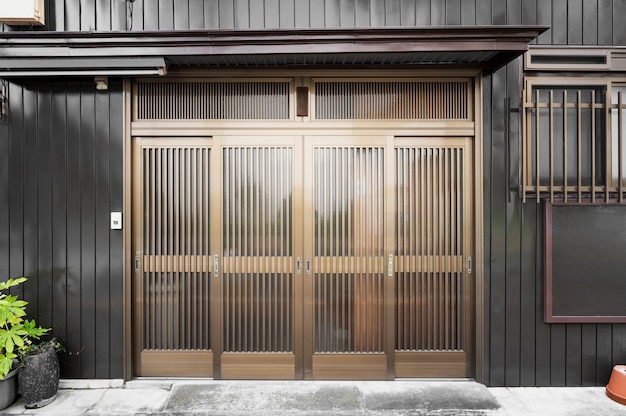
219, 139, 303, 379
303, 137, 394, 380
393, 138, 473, 377
132, 138, 215, 377
132, 135, 474, 380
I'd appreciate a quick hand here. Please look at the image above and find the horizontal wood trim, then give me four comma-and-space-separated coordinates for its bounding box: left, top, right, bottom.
312, 256, 464, 273
140, 350, 213, 377
394, 351, 467, 378
142, 255, 211, 273
223, 256, 294, 274
312, 353, 387, 380
312, 257, 384, 274
523, 188, 626, 196
131, 121, 476, 137
395, 256, 464, 273
221, 353, 295, 379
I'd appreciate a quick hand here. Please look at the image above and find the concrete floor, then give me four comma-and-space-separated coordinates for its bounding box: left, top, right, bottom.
1, 379, 626, 415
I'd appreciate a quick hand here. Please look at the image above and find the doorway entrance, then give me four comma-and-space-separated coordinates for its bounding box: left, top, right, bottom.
130, 75, 476, 380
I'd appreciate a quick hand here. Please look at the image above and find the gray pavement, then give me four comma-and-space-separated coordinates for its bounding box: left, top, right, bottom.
1, 379, 626, 415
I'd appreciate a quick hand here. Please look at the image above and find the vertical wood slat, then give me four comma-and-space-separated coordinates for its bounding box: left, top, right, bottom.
563, 90, 568, 203
577, 91, 583, 203
222, 146, 294, 353
456, 147, 462, 347
141, 143, 211, 352
395, 145, 464, 352
606, 89, 611, 203
550, 91, 555, 203
592, 91, 596, 204
617, 91, 624, 204
535, 90, 541, 204
523, 87, 528, 203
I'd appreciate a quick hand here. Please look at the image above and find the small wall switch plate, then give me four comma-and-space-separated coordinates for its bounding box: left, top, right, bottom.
111, 212, 123, 230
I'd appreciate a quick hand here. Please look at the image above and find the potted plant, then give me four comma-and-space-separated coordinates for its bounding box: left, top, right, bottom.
0, 277, 60, 409
0, 360, 18, 410
17, 337, 61, 408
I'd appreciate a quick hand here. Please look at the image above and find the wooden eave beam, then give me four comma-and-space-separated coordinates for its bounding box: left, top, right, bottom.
0, 26, 548, 71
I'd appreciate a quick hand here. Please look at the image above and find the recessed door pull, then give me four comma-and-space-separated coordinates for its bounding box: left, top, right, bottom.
306, 258, 311, 275
388, 254, 393, 277
296, 257, 302, 275
214, 255, 219, 277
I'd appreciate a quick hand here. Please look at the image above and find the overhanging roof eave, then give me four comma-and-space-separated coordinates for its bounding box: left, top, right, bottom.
0, 26, 549, 74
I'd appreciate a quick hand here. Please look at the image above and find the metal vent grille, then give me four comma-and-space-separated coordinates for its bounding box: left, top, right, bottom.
315, 80, 470, 120
135, 80, 291, 120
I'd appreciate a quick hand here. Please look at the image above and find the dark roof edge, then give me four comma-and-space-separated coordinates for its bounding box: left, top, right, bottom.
0, 26, 549, 72
0, 26, 548, 49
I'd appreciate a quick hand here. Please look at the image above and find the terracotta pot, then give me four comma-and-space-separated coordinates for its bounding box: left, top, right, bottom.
606, 365, 626, 405
18, 345, 60, 408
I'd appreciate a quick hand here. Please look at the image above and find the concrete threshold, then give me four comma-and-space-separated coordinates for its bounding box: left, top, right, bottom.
160, 380, 497, 415
3, 379, 497, 416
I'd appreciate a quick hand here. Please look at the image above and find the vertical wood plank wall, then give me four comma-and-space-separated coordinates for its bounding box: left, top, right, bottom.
0, 80, 124, 378
1, 0, 626, 384
0, 0, 623, 41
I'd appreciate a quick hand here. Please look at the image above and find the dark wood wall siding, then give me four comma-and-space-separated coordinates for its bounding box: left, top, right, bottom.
1, 0, 625, 43
0, 79, 125, 379
481, 0, 626, 387
1, 0, 625, 385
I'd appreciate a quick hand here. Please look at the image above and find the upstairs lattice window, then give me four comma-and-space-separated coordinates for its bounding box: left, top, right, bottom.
522, 79, 626, 203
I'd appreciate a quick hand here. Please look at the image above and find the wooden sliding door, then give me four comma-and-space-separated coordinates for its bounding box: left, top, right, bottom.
303, 137, 395, 380
393, 138, 474, 377
218, 137, 303, 379
132, 138, 217, 377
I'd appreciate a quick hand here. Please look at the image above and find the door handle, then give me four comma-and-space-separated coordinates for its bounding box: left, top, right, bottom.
213, 255, 219, 277
296, 257, 302, 275
306, 258, 311, 275
388, 254, 393, 277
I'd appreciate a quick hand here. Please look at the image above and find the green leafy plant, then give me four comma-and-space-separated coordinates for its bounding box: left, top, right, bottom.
0, 277, 50, 379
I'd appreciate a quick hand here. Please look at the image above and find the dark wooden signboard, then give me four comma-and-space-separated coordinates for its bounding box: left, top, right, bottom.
544, 202, 626, 323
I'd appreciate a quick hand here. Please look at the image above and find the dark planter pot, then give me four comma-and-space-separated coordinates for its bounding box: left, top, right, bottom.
18, 345, 60, 408
0, 363, 19, 410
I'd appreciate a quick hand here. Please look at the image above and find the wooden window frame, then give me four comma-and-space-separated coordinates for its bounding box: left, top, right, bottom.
544, 201, 626, 323
522, 77, 626, 203
310, 77, 473, 122
525, 47, 626, 72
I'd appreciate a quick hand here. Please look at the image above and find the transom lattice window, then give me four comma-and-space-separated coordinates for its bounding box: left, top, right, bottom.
314, 79, 471, 121
522, 79, 626, 203
134, 79, 291, 120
